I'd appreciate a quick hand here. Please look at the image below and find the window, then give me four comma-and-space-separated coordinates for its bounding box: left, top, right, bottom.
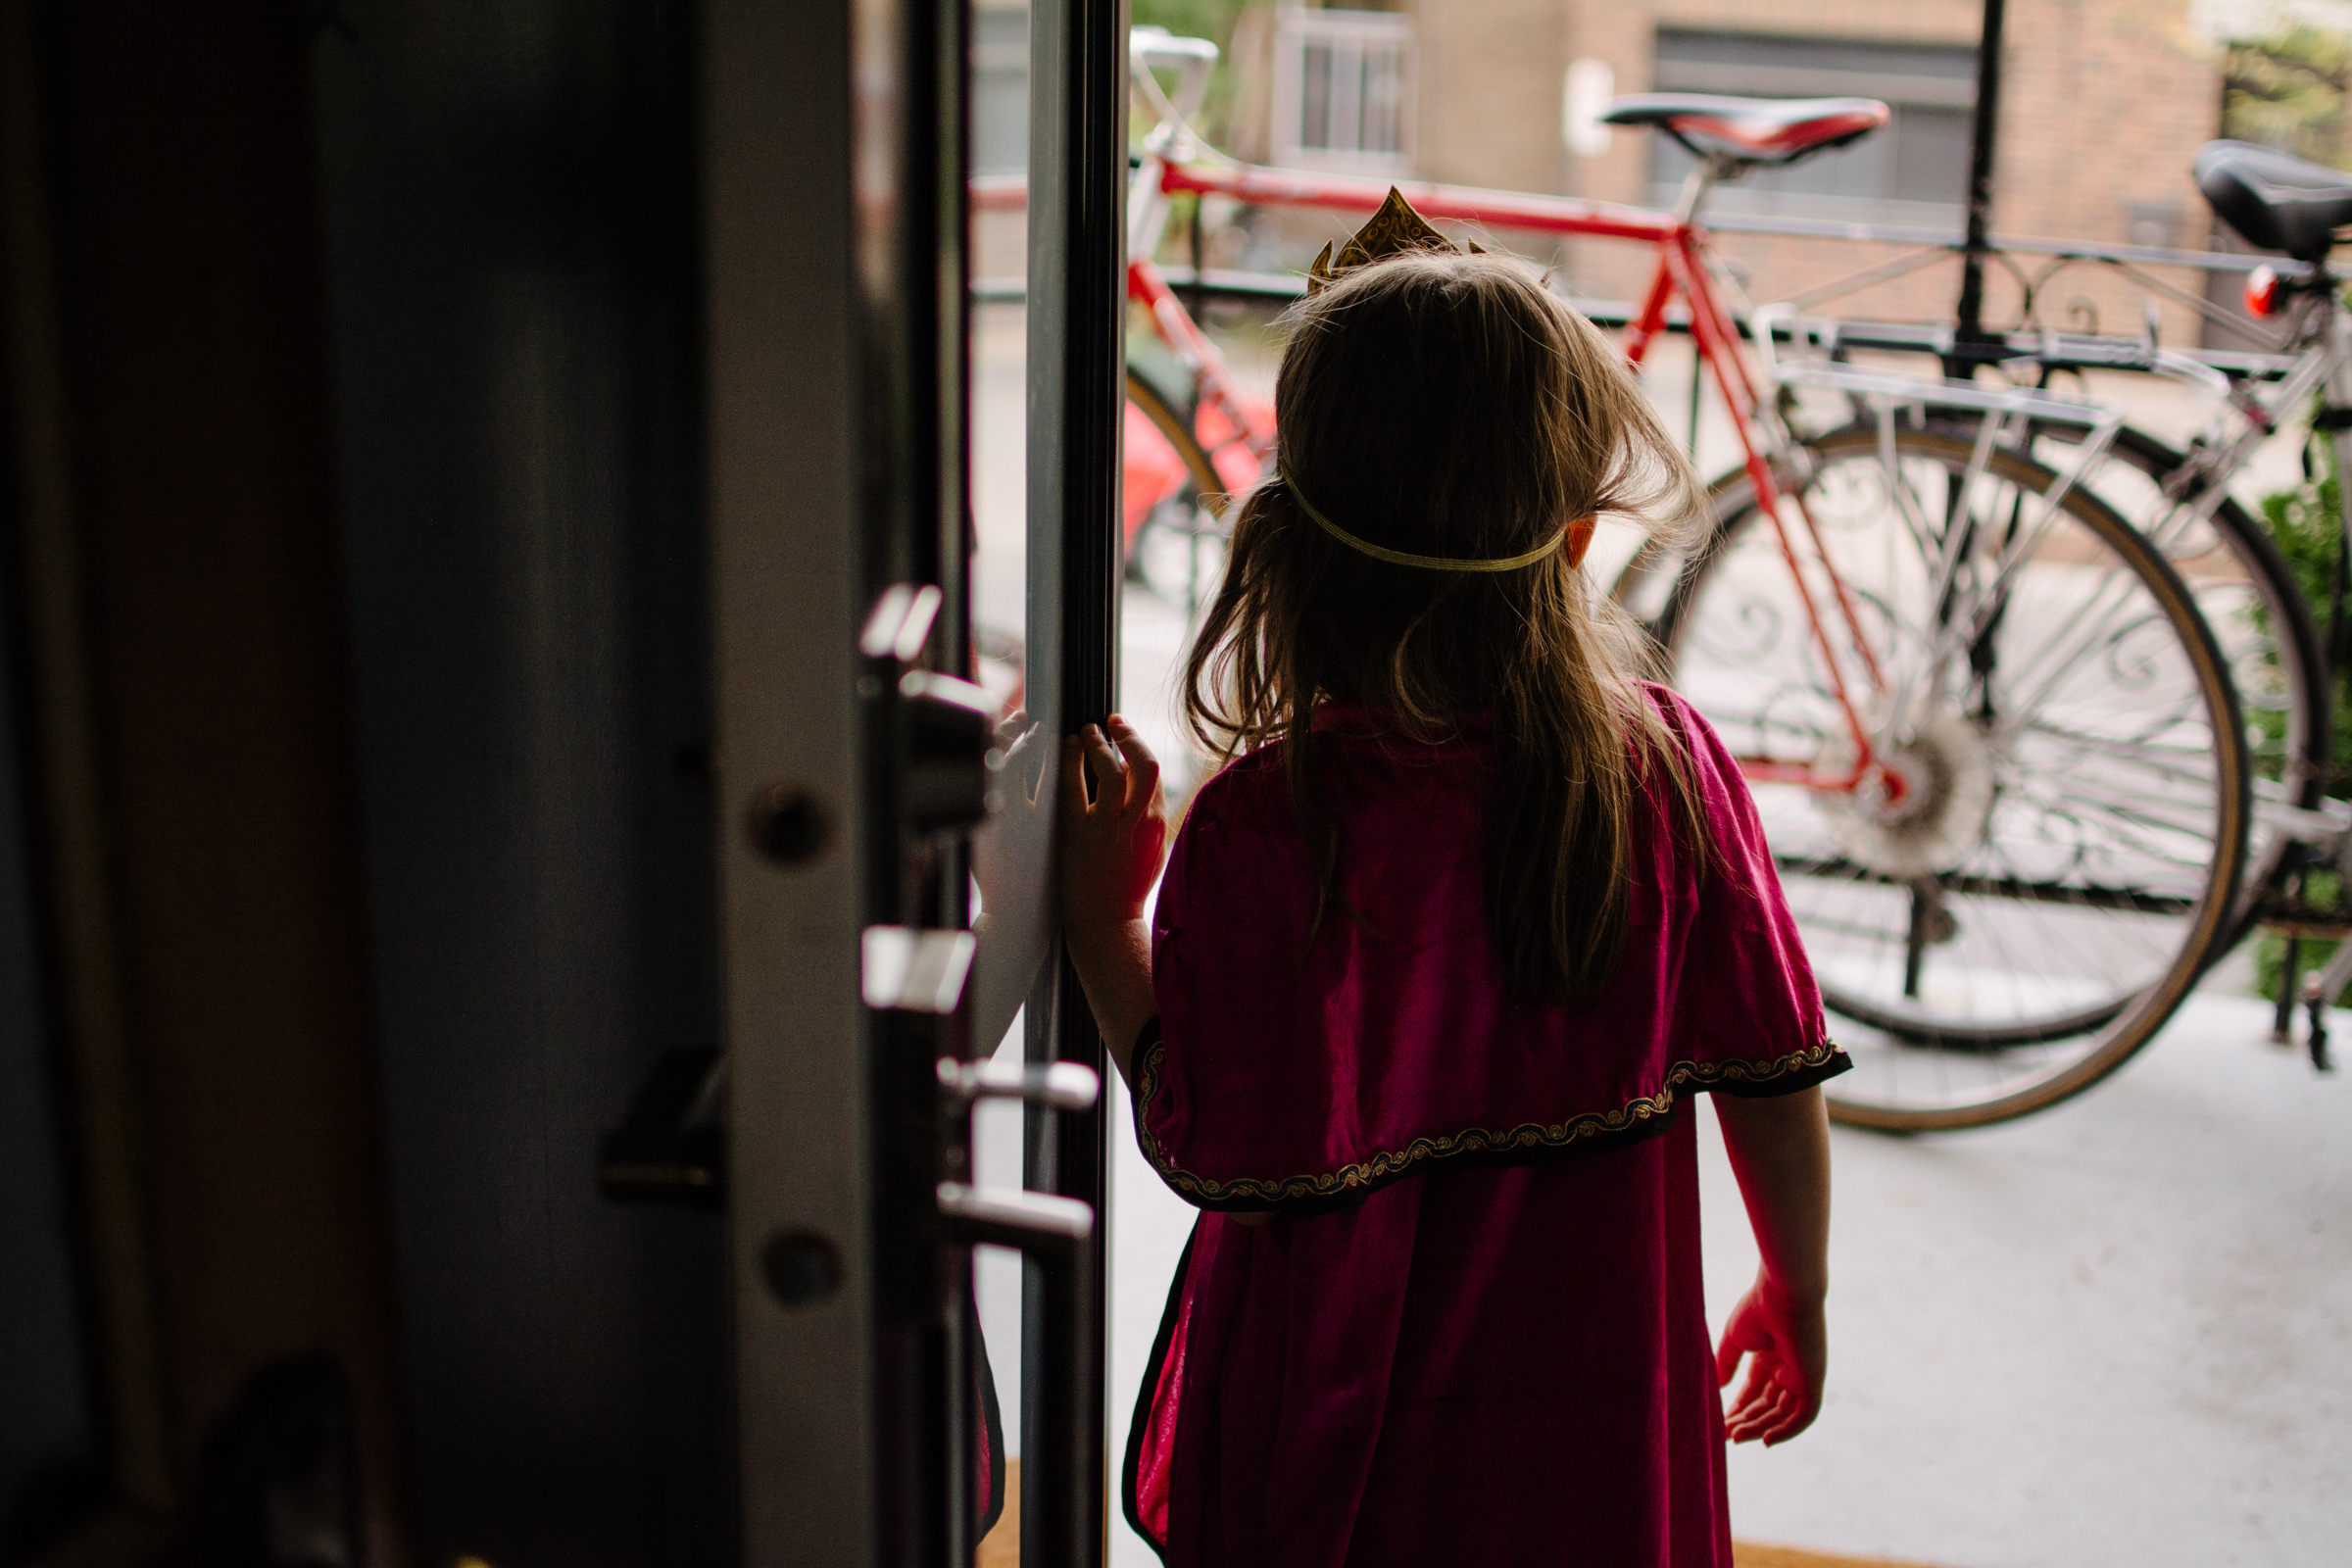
1271, 7, 1417, 174
971, 1, 1028, 175
1646, 29, 1976, 227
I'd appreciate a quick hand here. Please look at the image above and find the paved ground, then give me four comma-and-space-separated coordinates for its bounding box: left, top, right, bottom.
1697, 990, 2349, 1568
969, 301, 2352, 1567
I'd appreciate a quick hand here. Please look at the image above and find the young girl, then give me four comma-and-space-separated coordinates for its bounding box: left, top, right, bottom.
1058, 201, 1842, 1568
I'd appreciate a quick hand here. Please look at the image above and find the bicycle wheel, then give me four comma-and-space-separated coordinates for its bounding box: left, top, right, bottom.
1625, 423, 2252, 1130
2028, 420, 2330, 936
1127, 368, 1225, 503
1125, 368, 1244, 608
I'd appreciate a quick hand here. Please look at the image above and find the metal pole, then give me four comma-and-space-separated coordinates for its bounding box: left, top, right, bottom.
1952, 0, 2006, 359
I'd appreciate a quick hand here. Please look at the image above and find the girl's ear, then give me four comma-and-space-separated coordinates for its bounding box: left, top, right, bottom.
1566, 515, 1597, 570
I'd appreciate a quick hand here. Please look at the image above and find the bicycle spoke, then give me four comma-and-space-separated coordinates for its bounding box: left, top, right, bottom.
1992, 573, 2175, 723
1880, 416, 2006, 733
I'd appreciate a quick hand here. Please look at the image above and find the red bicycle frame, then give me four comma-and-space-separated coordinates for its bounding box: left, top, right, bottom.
1147, 157, 1887, 795
974, 153, 1890, 795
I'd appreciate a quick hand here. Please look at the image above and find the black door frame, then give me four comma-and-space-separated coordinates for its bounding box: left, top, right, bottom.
1021, 0, 1128, 1564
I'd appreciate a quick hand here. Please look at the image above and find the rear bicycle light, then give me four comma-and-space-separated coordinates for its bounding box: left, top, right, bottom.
2244, 264, 2282, 318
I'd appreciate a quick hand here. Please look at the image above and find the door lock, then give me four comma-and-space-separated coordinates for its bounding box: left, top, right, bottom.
861, 582, 1000, 832
898, 668, 996, 830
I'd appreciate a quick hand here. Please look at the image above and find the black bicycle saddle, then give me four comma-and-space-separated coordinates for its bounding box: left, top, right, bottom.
1600, 93, 1889, 171
2194, 139, 2352, 262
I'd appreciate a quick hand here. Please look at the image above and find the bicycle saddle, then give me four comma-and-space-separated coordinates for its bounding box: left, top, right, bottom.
1600, 93, 1889, 170
2194, 139, 2352, 262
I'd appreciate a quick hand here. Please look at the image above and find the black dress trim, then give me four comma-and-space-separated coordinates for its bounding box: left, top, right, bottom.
1127, 1015, 1849, 1214
974, 1291, 1006, 1539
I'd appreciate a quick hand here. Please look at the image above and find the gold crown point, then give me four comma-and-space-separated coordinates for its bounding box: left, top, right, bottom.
1302, 186, 1469, 296
1306, 239, 1339, 295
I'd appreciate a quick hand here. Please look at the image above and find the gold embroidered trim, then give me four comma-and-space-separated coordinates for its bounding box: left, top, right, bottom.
1132, 1037, 1843, 1205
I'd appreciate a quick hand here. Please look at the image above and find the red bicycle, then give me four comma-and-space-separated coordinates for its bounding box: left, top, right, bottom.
1070, 30, 2258, 1131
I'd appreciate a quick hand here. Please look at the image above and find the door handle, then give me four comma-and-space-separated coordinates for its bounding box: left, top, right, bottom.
937, 1182, 1094, 1568
936, 1055, 1102, 1111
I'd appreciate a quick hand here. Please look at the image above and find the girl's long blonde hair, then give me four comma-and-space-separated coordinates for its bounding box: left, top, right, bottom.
1184, 251, 1712, 1003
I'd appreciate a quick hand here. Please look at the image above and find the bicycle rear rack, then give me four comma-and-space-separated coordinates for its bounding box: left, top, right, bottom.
1751, 302, 2134, 441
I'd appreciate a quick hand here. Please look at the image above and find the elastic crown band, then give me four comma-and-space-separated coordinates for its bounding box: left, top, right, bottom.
1280, 468, 1572, 573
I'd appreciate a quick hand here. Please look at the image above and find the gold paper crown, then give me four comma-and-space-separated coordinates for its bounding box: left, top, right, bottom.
1305, 186, 1483, 295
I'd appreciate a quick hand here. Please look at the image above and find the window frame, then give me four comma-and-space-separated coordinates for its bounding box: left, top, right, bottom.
1270, 7, 1419, 175
1645, 28, 1979, 229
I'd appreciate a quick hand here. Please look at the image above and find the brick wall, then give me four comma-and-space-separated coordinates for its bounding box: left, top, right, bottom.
1399, 0, 1575, 193
1394, 0, 2225, 338
1985, 0, 2218, 340
1655, 0, 1982, 42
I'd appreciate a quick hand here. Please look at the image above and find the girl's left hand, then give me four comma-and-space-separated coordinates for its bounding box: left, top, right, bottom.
1715, 1274, 1827, 1446
1057, 715, 1168, 932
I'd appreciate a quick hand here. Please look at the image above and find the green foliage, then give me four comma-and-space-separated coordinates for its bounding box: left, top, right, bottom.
2224, 20, 2352, 1001
1132, 0, 1258, 147
2255, 459, 2352, 784
1132, 0, 1252, 47
2253, 430, 2352, 1002
2255, 869, 2343, 1006
2225, 24, 2352, 168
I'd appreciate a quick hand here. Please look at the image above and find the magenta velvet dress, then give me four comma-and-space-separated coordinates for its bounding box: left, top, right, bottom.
1122, 687, 1846, 1567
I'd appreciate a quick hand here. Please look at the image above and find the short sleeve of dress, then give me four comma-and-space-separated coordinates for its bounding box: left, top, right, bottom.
1123, 793, 1197, 1120
1132, 768, 1249, 1192
1655, 688, 1851, 1098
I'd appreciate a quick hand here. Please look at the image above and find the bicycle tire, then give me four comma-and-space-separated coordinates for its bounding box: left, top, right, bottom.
1126, 368, 1225, 509
1125, 368, 1259, 609
2031, 420, 2330, 941
1627, 416, 2248, 1128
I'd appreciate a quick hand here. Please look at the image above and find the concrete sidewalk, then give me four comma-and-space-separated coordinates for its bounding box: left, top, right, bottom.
1700, 990, 2350, 1568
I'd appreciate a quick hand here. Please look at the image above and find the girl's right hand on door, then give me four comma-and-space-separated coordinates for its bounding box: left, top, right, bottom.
1056, 715, 1168, 931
